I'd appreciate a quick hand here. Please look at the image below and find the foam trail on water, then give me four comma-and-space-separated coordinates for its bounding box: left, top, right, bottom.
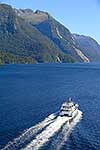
22, 116, 69, 150
51, 110, 82, 150
2, 112, 57, 150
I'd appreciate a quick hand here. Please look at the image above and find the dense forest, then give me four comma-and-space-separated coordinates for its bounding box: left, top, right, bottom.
0, 51, 36, 64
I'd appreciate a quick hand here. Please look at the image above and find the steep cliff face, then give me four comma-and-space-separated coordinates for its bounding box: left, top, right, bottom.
18, 9, 91, 62
0, 4, 100, 64
0, 4, 75, 63
0, 4, 17, 34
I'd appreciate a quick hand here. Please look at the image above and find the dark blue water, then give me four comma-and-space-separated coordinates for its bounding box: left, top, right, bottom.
0, 63, 100, 150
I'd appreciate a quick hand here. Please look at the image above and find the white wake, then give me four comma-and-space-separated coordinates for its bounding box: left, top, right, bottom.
2, 111, 82, 150
50, 110, 82, 150
2, 113, 57, 150
22, 110, 82, 150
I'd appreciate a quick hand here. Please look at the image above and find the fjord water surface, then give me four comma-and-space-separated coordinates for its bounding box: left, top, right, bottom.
0, 63, 100, 150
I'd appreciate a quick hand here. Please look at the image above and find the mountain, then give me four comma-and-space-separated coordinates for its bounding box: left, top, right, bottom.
0, 4, 75, 64
0, 4, 100, 64
73, 34, 100, 62
18, 9, 90, 62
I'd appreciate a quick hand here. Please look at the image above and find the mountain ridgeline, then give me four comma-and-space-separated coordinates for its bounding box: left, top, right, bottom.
0, 4, 100, 64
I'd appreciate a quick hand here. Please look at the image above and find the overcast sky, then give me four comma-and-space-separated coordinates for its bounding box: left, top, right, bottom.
2, 0, 100, 43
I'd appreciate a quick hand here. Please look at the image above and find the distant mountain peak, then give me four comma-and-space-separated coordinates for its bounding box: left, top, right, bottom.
34, 10, 41, 14
34, 10, 48, 14
19, 9, 33, 14
73, 33, 93, 40
73, 33, 99, 44
0, 3, 11, 8
14, 8, 33, 16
